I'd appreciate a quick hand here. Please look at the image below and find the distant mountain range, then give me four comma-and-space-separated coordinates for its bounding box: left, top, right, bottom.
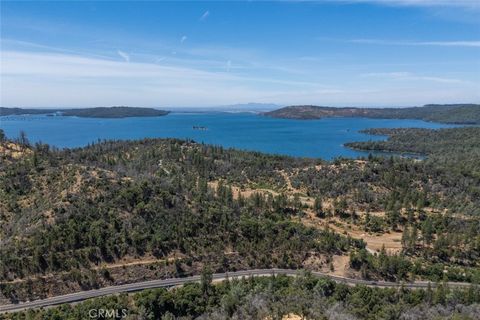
264, 104, 480, 124
0, 106, 169, 118
171, 103, 281, 113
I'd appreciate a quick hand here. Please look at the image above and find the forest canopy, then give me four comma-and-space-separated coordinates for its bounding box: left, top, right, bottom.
0, 125, 479, 308
0, 107, 169, 118
264, 104, 480, 124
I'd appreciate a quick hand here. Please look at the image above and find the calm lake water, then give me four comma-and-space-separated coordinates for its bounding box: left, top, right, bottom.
0, 112, 456, 160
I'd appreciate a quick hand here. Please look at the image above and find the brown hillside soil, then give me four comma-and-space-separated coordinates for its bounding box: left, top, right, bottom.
301, 252, 354, 278
208, 181, 280, 199
0, 142, 32, 161
265, 314, 302, 320
301, 210, 402, 254
276, 169, 403, 254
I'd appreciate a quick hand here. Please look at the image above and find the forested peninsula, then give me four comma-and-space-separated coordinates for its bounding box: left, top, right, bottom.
264, 104, 480, 124
0, 107, 169, 118
345, 127, 480, 157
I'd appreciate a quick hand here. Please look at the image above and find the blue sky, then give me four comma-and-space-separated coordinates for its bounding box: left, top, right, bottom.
1, 0, 479, 108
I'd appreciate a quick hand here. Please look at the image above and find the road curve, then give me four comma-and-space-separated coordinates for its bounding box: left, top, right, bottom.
0, 268, 474, 314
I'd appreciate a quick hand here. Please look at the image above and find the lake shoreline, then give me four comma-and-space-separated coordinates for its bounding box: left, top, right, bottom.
0, 112, 458, 160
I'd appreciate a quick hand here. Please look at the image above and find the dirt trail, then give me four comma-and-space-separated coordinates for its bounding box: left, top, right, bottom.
278, 170, 294, 191
302, 210, 402, 254
0, 257, 173, 285
210, 173, 403, 254
208, 181, 280, 200
91, 257, 174, 270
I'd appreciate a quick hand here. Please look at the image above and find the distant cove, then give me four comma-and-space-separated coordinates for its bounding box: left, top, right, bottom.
0, 112, 457, 160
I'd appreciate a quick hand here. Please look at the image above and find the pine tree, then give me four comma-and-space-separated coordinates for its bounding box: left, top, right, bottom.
409, 225, 418, 252
402, 226, 410, 251
314, 197, 324, 218
422, 219, 434, 246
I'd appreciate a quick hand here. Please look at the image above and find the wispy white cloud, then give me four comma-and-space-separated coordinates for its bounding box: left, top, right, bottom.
350, 39, 480, 47
0, 50, 333, 107
2, 46, 478, 107
420, 41, 480, 47
180, 35, 187, 44
2, 38, 102, 58
199, 10, 210, 21
117, 50, 130, 62
362, 71, 465, 83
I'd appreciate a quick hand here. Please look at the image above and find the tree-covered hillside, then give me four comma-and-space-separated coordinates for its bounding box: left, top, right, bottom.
345, 127, 480, 185
1, 126, 479, 304
264, 104, 480, 124
0, 107, 169, 118
346, 127, 480, 156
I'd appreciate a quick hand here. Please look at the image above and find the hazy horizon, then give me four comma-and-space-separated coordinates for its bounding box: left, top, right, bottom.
2, 103, 479, 112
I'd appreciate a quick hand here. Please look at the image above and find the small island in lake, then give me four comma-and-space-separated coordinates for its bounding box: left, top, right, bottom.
264, 104, 480, 124
0, 106, 170, 118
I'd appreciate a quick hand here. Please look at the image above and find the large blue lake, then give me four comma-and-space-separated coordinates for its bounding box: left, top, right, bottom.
0, 112, 456, 160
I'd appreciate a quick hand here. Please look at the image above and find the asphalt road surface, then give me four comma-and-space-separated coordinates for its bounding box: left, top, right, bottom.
0, 268, 474, 313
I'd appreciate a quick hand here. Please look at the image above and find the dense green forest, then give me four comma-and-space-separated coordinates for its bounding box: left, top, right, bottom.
264, 104, 480, 124
0, 132, 360, 303
0, 107, 169, 118
0, 108, 53, 116
3, 273, 480, 320
346, 127, 480, 156
1, 125, 479, 305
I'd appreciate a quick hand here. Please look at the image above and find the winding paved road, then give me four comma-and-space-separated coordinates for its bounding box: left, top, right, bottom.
0, 269, 473, 314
